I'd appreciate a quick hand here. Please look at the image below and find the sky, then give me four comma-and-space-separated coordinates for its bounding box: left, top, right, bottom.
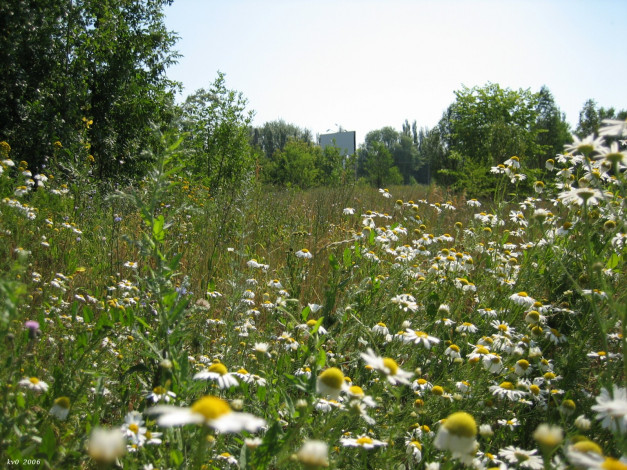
164, 0, 627, 145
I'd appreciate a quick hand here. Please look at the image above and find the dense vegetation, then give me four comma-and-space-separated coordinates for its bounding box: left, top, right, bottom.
0, 2, 626, 469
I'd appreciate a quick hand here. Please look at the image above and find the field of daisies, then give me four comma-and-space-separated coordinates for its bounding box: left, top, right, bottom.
1, 123, 626, 469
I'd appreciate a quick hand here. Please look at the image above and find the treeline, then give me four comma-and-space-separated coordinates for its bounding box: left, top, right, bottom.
248, 85, 626, 195
1, 1, 625, 197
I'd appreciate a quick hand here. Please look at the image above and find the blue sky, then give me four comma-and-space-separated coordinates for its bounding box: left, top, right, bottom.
165, 0, 627, 144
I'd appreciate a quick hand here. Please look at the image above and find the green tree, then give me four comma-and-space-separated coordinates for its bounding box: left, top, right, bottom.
0, 0, 179, 179
250, 120, 313, 161
533, 86, 572, 167
576, 99, 627, 139
178, 73, 255, 193
445, 83, 541, 168
263, 139, 320, 189
359, 141, 402, 188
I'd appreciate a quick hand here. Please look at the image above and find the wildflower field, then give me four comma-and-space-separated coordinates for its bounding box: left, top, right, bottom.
0, 127, 625, 470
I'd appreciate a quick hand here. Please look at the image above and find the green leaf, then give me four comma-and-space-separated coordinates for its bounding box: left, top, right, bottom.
606, 253, 621, 269
39, 427, 56, 460
153, 215, 165, 242
316, 346, 326, 368
329, 253, 340, 271
343, 247, 352, 267
170, 449, 184, 466
300, 305, 311, 322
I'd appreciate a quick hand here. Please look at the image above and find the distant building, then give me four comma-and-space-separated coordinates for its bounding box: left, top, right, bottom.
319, 131, 356, 156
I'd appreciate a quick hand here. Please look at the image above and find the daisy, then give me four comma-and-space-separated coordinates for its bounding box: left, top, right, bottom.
19, 377, 49, 393
87, 428, 126, 463
445, 344, 462, 360
340, 435, 387, 449
296, 440, 329, 467
193, 362, 239, 389
379, 188, 392, 198
434, 411, 478, 465
372, 322, 390, 336
509, 291, 536, 308
295, 248, 313, 259
590, 385, 627, 433
532, 424, 563, 450
402, 329, 440, 349
599, 117, 627, 137
564, 134, 605, 155
343, 207, 356, 215
146, 385, 176, 403
497, 417, 520, 430
499, 446, 544, 470
490, 382, 527, 401
50, 396, 71, 420
149, 395, 266, 433
406, 439, 423, 462
316, 367, 347, 399
360, 348, 413, 385
559, 187, 605, 207
456, 322, 478, 334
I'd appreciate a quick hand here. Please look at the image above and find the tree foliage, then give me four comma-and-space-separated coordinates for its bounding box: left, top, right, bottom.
177, 73, 255, 193
0, 0, 179, 179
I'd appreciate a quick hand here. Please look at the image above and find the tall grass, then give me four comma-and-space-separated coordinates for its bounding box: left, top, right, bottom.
0, 131, 625, 469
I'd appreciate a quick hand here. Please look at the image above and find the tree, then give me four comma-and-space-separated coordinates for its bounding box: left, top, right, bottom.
0, 0, 179, 179
178, 73, 254, 193
445, 83, 542, 168
359, 141, 402, 188
250, 120, 313, 161
576, 99, 627, 139
533, 86, 571, 167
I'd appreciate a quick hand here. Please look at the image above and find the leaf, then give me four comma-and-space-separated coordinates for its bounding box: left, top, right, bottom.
316, 346, 326, 368
606, 253, 621, 269
39, 427, 56, 460
329, 253, 340, 271
300, 305, 311, 322
343, 247, 352, 267
170, 449, 184, 466
309, 317, 324, 335
153, 215, 165, 242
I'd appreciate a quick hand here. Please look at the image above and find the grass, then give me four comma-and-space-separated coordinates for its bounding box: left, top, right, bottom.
0, 136, 625, 469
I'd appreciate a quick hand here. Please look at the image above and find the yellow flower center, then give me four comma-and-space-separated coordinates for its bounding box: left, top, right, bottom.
517, 292, 528, 297
376, 322, 386, 327
356, 437, 373, 446
348, 385, 364, 397
517, 360, 530, 369
54, 396, 71, 408
382, 358, 399, 375
572, 440, 603, 455
237, 368, 249, 374
128, 423, 139, 434
529, 385, 541, 395
499, 381, 515, 390
318, 367, 345, 389
410, 440, 422, 450
431, 386, 444, 396
443, 411, 477, 438
190, 396, 232, 421
306, 319, 318, 327
29, 377, 40, 385
601, 458, 627, 470
153, 386, 166, 394
208, 363, 228, 375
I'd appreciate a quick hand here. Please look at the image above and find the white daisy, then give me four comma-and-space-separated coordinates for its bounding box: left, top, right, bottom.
148, 395, 266, 433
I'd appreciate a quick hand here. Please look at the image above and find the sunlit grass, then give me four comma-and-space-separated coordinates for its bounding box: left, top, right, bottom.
0, 130, 625, 469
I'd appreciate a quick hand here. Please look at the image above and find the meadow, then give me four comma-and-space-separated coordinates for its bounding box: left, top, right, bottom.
0, 129, 625, 469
